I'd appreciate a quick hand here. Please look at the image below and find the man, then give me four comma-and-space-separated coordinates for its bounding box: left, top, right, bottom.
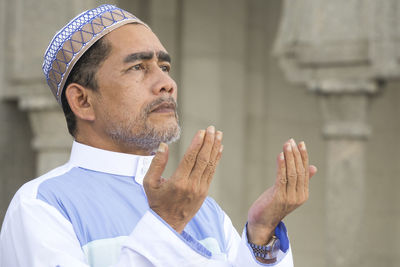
0, 4, 317, 267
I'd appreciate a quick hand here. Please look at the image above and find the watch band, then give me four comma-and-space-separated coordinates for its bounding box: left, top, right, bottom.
249, 235, 280, 260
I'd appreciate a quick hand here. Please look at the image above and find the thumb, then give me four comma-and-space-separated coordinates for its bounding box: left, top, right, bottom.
309, 165, 318, 179
143, 143, 169, 188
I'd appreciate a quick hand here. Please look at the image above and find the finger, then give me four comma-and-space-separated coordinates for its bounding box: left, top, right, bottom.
201, 146, 223, 190
309, 165, 318, 178
290, 139, 305, 198
143, 143, 169, 189
201, 131, 223, 187
210, 131, 223, 163
275, 152, 287, 195
284, 141, 297, 197
173, 130, 206, 180
298, 141, 309, 198
208, 145, 224, 184
298, 141, 309, 173
190, 126, 216, 184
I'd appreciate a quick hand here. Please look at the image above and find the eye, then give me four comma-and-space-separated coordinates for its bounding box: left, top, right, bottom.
128, 64, 144, 71
160, 65, 170, 72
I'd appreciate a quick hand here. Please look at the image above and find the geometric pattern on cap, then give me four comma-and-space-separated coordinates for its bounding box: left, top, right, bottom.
42, 4, 145, 105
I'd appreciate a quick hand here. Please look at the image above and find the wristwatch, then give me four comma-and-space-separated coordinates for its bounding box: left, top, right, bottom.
249, 235, 280, 261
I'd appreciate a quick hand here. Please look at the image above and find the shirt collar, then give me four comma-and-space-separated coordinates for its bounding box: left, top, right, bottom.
68, 141, 154, 185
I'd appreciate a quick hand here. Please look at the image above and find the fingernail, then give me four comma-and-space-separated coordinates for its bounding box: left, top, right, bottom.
299, 141, 306, 150
216, 131, 223, 140
290, 138, 296, 146
158, 142, 167, 153
286, 143, 292, 151
207, 125, 215, 134
219, 145, 224, 153
280, 152, 284, 160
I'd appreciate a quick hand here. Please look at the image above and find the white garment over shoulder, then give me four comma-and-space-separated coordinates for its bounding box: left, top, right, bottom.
0, 141, 294, 267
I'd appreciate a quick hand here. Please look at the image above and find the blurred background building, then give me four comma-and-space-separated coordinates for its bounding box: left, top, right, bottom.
0, 0, 399, 266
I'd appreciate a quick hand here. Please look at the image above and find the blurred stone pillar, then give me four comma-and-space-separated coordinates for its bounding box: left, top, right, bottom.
312, 80, 376, 266
272, 0, 400, 266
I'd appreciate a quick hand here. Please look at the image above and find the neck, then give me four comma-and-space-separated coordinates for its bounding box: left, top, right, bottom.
75, 133, 155, 156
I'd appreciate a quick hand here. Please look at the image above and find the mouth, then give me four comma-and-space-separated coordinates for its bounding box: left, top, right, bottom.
150, 102, 176, 114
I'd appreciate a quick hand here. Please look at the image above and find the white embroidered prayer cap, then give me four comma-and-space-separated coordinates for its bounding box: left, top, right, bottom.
42, 4, 147, 105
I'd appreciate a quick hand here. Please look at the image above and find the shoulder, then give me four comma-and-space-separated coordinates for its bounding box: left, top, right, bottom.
4, 162, 73, 215
1, 163, 77, 236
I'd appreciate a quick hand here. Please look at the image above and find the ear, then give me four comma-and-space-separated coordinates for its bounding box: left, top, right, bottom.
65, 83, 96, 122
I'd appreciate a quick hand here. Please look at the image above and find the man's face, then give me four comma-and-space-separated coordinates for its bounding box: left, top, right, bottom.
91, 24, 180, 154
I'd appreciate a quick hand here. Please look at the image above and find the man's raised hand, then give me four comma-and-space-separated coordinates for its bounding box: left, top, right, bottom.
143, 126, 223, 233
247, 139, 318, 245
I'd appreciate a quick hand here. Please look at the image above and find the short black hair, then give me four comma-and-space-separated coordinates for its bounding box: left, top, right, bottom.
61, 38, 111, 137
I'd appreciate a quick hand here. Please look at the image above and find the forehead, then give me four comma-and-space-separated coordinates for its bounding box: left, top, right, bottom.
104, 23, 167, 56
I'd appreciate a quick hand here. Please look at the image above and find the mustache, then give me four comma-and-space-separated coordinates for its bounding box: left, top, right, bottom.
144, 97, 178, 114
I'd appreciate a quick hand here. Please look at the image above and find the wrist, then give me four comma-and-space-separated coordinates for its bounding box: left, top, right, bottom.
255, 256, 277, 264
247, 223, 275, 245
150, 208, 186, 233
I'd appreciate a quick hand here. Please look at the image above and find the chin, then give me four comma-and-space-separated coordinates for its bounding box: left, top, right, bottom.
149, 116, 179, 131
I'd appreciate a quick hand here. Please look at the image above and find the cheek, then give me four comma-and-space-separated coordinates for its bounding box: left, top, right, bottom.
118, 91, 149, 115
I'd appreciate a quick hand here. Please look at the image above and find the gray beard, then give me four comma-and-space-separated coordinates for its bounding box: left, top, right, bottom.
105, 97, 181, 152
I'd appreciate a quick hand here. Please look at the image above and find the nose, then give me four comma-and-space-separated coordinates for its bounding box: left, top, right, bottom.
152, 70, 176, 96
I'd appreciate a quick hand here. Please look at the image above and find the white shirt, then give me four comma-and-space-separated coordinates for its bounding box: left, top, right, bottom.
0, 141, 293, 267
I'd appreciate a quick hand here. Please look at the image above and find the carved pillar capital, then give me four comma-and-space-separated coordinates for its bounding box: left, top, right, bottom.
16, 87, 72, 175
310, 79, 379, 140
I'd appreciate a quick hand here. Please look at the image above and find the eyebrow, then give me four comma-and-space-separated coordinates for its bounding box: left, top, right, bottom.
123, 51, 171, 63
157, 51, 171, 63
123, 51, 154, 63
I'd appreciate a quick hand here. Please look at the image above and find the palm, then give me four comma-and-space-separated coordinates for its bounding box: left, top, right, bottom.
246, 139, 317, 245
